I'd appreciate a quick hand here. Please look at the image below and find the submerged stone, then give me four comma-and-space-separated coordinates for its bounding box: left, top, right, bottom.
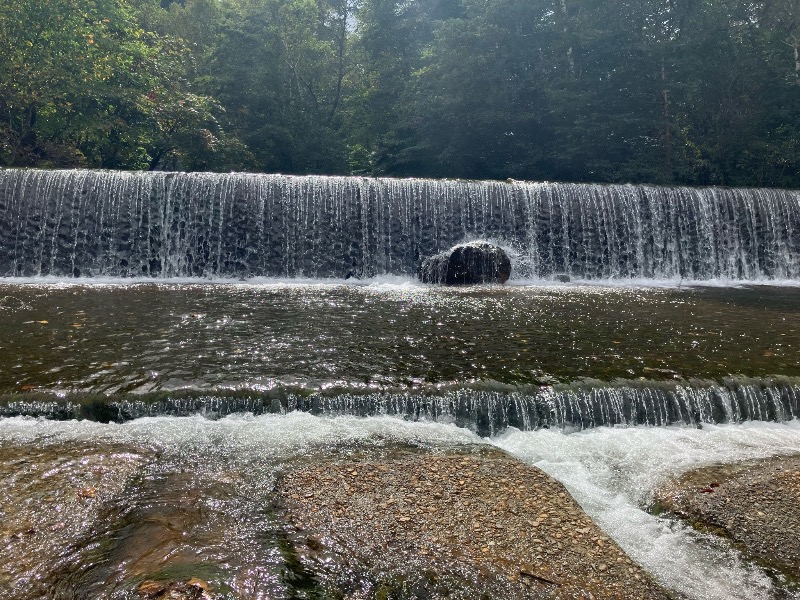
274, 445, 671, 599
419, 241, 511, 285
654, 455, 800, 582
0, 443, 153, 599
138, 579, 212, 599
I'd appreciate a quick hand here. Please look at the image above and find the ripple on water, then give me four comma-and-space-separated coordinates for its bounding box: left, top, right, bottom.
2, 283, 800, 395
0, 416, 799, 598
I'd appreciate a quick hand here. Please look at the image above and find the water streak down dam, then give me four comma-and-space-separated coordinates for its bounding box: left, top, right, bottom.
1, 169, 800, 279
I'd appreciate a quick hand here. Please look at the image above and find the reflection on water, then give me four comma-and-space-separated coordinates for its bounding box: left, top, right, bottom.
0, 443, 151, 598
0, 282, 799, 396
2, 281, 800, 597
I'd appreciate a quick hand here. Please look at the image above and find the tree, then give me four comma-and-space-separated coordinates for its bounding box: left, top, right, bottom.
0, 0, 144, 165
203, 0, 362, 174
1, 0, 799, 186
351, 0, 464, 175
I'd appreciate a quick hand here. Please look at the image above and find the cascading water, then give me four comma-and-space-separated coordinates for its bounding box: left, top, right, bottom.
2, 171, 800, 598
4, 379, 800, 436
1, 169, 799, 279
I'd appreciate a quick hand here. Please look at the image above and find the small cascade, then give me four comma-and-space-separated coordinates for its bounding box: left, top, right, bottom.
2, 379, 799, 435
1, 169, 799, 280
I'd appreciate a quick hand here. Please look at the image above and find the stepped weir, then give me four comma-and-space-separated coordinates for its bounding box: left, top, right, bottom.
1, 168, 800, 431
1, 169, 799, 279
3, 378, 799, 436
2, 169, 800, 600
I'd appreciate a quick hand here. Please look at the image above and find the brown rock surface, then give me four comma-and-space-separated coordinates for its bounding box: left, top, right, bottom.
0, 442, 152, 599
274, 445, 670, 599
654, 454, 800, 582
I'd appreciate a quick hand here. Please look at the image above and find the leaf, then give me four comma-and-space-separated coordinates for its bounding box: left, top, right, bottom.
77, 487, 97, 499
138, 581, 165, 594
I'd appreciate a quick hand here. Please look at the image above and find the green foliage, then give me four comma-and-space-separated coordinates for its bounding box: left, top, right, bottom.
0, 0, 230, 169
0, 0, 140, 165
202, 0, 357, 173
1, 0, 799, 186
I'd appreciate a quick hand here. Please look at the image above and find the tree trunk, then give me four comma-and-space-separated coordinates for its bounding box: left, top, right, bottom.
10, 102, 38, 163
148, 148, 173, 171
22, 103, 37, 143
328, 0, 349, 123
661, 65, 672, 177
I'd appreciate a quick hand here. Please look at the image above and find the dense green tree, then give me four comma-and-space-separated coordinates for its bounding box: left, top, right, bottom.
202, 0, 359, 174
661, 0, 800, 186
348, 0, 463, 174
0, 0, 227, 169
400, 0, 552, 179
0, 0, 141, 165
1, 0, 799, 187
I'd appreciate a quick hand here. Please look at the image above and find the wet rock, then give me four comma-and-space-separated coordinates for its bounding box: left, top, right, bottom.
274, 445, 670, 599
653, 454, 800, 582
419, 241, 511, 285
60, 468, 250, 598
553, 273, 571, 283
0, 443, 153, 599
138, 579, 212, 600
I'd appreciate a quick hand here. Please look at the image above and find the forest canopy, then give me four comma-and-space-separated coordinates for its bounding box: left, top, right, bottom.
1, 0, 798, 187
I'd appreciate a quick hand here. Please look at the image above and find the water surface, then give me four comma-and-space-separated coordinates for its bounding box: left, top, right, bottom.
1, 415, 799, 599
1, 282, 798, 396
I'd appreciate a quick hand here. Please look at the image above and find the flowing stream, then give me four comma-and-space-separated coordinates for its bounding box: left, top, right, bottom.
1, 414, 799, 599
2, 170, 800, 598
0, 279, 799, 598
495, 421, 800, 600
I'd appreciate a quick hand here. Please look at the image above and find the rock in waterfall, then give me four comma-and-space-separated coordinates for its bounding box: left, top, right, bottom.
2, 169, 800, 280
419, 241, 511, 284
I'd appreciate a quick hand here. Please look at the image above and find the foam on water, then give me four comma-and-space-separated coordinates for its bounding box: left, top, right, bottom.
5, 274, 800, 290
512, 276, 800, 289
5, 273, 800, 299
0, 274, 418, 288
1, 414, 799, 598
0, 412, 482, 459
493, 420, 800, 600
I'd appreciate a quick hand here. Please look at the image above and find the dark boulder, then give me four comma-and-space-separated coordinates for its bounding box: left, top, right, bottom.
419, 242, 511, 285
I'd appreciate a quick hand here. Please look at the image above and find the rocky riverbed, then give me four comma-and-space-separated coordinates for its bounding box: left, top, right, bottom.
13, 424, 800, 599
0, 435, 673, 600
654, 454, 800, 590
274, 444, 671, 599
0, 443, 153, 598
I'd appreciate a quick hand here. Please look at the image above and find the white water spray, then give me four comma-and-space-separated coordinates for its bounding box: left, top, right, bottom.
2, 170, 799, 280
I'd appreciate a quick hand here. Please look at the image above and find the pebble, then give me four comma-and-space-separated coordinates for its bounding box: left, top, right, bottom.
275, 445, 670, 599
655, 454, 800, 581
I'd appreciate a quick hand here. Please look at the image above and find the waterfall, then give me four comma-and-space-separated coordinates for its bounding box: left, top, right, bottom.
1, 168, 799, 279
3, 378, 799, 436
